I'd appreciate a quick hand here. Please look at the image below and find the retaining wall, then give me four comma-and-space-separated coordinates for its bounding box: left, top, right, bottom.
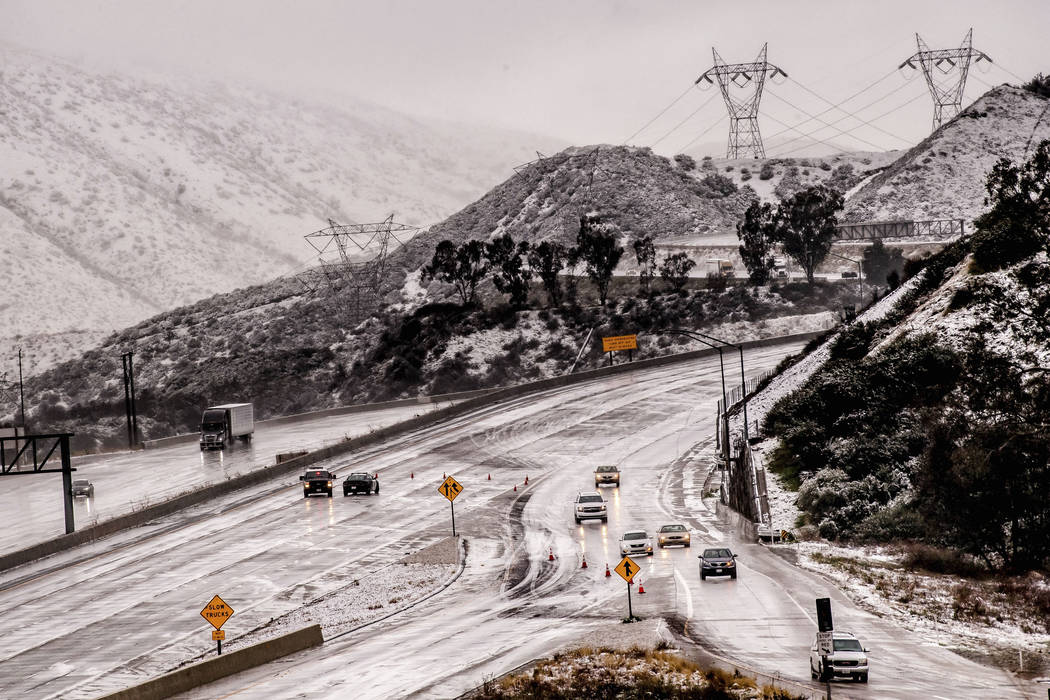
1, 332, 821, 574
95, 624, 323, 700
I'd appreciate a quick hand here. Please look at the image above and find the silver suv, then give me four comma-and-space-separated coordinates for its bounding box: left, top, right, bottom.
573, 491, 608, 524
809, 631, 869, 683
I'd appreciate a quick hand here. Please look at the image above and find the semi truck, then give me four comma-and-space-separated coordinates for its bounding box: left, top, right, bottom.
199, 403, 254, 450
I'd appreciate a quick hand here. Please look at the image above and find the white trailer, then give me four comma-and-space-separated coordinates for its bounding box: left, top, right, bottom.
199, 403, 254, 450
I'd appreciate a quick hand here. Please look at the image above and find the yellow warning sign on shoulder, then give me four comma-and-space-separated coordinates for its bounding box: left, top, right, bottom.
438, 475, 463, 502
200, 595, 234, 630
212, 629, 226, 641
614, 556, 640, 583
602, 334, 637, 353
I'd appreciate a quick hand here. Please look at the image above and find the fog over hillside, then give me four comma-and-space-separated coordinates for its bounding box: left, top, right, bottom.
0, 47, 563, 341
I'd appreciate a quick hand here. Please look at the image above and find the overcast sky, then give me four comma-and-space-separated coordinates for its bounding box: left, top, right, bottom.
1, 0, 1046, 157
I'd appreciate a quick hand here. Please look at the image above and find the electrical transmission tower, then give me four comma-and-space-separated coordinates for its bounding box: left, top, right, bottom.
302, 215, 418, 319
696, 44, 786, 159
899, 29, 991, 131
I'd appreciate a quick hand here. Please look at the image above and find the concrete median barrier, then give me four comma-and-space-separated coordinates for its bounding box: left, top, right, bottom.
2, 331, 821, 573
95, 624, 323, 700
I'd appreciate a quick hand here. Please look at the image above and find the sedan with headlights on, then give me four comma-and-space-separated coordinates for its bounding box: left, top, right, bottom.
657, 523, 690, 548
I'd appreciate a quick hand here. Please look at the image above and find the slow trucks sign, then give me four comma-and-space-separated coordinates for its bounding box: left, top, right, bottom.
602, 335, 637, 353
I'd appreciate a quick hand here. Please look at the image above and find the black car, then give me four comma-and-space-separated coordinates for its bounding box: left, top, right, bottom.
71, 479, 94, 497
300, 469, 336, 498
699, 547, 738, 580
343, 472, 379, 496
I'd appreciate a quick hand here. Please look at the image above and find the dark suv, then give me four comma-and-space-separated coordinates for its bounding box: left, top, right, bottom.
300, 469, 336, 498
343, 472, 379, 496
699, 547, 738, 580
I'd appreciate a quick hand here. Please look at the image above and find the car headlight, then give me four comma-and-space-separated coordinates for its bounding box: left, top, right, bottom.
327, 481, 332, 487
859, 657, 867, 665
725, 561, 734, 567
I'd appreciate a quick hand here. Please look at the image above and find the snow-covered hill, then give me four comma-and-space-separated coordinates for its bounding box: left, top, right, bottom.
842, 85, 1050, 223
0, 47, 562, 341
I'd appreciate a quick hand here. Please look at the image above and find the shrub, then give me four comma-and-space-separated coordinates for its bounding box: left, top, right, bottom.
829, 321, 878, 361
970, 224, 1043, 272
673, 153, 697, 171
901, 543, 986, 577
698, 173, 738, 197
759, 162, 774, 180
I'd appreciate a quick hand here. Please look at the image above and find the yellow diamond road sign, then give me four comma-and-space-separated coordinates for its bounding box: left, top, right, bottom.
439, 475, 463, 502
614, 556, 640, 583
200, 595, 234, 630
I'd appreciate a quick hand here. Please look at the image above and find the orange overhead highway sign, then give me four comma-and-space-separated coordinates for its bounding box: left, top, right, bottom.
200, 595, 234, 630
602, 334, 637, 353
614, 556, 640, 583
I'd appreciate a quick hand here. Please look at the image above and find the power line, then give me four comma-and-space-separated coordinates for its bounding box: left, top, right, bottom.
768, 86, 931, 160
678, 113, 727, 153
764, 87, 889, 152
786, 77, 912, 145
760, 110, 862, 158
650, 91, 720, 149
763, 71, 913, 145
766, 79, 924, 156
622, 84, 696, 144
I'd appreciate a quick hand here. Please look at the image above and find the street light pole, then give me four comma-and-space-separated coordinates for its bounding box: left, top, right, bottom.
654, 329, 729, 464
826, 249, 863, 298
664, 328, 751, 444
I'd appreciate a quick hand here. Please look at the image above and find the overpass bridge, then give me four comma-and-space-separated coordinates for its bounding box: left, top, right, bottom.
834, 218, 966, 241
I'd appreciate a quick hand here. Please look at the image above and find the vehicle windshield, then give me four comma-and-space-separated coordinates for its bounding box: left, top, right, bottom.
703, 548, 732, 558
834, 639, 863, 652
578, 495, 604, 503
307, 471, 330, 478
201, 410, 225, 430
661, 524, 685, 532
623, 532, 647, 540
596, 466, 618, 472
347, 474, 370, 481
73, 480, 89, 487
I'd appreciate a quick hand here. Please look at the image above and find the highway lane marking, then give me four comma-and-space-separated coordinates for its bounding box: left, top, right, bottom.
674, 566, 694, 619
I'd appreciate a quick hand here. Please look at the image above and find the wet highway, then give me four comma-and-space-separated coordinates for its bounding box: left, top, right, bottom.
0, 402, 450, 555
0, 341, 1031, 699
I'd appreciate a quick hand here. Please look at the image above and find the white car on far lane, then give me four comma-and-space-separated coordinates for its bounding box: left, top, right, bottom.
619, 530, 654, 557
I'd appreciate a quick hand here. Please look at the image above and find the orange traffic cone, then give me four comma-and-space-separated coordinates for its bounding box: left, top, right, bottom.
513, 485, 517, 492
605, 564, 611, 577
524, 475, 529, 485
443, 472, 446, 479
638, 583, 646, 594
410, 472, 414, 479
374, 473, 378, 479
582, 556, 588, 569
487, 473, 491, 480
548, 547, 555, 561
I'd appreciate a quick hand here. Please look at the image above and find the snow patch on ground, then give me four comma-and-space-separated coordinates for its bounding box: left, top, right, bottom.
787, 540, 1050, 673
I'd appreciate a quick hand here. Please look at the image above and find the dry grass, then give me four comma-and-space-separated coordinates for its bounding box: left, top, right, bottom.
472, 646, 803, 700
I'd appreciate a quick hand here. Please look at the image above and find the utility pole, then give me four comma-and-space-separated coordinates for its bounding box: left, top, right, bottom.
17, 348, 26, 432
899, 29, 991, 131
121, 352, 138, 449
696, 44, 786, 158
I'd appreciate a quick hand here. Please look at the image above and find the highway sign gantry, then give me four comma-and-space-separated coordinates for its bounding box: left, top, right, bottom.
200, 595, 234, 630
